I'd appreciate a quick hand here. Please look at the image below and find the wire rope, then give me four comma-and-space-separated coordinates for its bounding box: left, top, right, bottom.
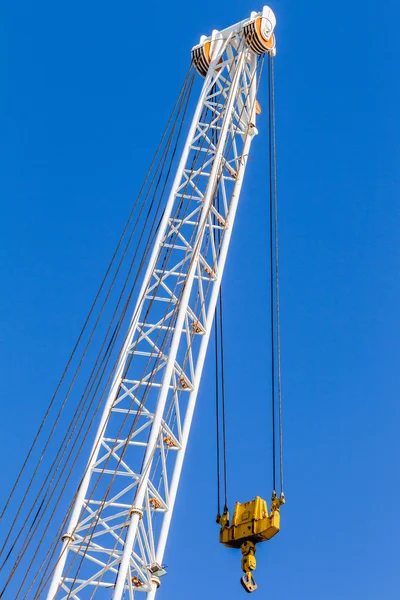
38, 78, 228, 596
0, 62, 195, 530
4, 71, 194, 583
0, 63, 195, 596
270, 56, 284, 495
268, 54, 277, 493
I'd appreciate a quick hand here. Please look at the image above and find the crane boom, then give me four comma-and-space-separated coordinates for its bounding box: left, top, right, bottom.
46, 7, 276, 599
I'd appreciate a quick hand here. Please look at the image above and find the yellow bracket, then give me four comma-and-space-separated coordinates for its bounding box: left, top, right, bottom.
216, 509, 230, 528
271, 490, 285, 511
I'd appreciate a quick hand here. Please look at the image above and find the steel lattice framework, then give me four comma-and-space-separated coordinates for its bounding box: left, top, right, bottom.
47, 8, 276, 599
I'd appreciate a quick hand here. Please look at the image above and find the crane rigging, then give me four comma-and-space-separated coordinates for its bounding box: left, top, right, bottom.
0, 6, 283, 598
213, 46, 284, 593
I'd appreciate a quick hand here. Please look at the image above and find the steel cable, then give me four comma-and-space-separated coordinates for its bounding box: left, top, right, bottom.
1, 63, 195, 596
268, 54, 277, 493
270, 56, 284, 495
19, 71, 196, 599
0, 62, 195, 531
193, 52, 266, 515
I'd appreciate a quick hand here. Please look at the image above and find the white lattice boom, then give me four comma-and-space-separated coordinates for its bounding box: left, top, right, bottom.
47, 7, 276, 599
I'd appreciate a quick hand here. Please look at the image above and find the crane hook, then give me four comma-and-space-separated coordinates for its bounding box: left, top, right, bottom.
240, 541, 258, 593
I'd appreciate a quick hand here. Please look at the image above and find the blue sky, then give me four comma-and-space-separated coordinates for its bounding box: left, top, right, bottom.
1, 0, 400, 598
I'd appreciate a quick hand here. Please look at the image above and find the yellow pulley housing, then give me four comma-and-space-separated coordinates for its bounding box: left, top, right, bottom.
219, 495, 281, 547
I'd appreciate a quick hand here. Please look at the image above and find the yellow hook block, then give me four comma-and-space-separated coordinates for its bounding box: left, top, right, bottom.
218, 494, 284, 593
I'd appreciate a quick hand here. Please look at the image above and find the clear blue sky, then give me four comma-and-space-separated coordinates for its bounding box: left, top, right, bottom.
1, 0, 400, 598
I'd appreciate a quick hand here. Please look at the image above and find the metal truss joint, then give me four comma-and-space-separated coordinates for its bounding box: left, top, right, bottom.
61, 532, 75, 543
129, 507, 144, 519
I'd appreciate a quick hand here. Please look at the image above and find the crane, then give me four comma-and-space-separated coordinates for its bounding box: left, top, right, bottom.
0, 6, 283, 599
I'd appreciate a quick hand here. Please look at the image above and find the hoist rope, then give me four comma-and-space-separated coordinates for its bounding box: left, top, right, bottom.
0, 61, 195, 530
0, 64, 196, 599
270, 56, 284, 495
214, 53, 266, 513
215, 184, 228, 513
214, 286, 228, 514
268, 55, 277, 493
33, 165, 195, 598
215, 295, 221, 517
29, 67, 193, 578
268, 54, 284, 495
219, 288, 228, 511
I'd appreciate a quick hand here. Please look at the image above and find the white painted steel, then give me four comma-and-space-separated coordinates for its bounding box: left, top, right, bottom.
45, 45, 219, 600
47, 8, 273, 598
112, 41, 247, 600
193, 6, 275, 49
150, 52, 258, 585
